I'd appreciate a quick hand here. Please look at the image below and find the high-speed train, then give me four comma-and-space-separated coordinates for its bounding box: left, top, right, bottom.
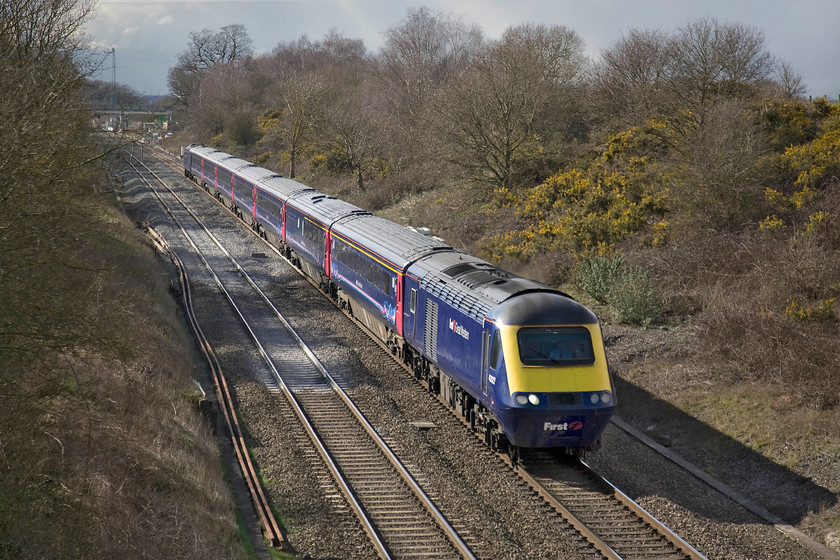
184, 144, 615, 455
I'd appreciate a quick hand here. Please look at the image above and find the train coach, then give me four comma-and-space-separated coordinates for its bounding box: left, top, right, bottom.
183, 144, 615, 456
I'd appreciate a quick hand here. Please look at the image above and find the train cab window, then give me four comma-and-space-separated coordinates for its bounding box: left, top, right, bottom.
517, 327, 594, 366
410, 288, 417, 313
489, 332, 502, 370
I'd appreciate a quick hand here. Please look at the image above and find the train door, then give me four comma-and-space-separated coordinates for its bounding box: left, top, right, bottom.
482, 324, 502, 396
481, 327, 490, 396
252, 184, 257, 219
395, 275, 404, 336
324, 230, 331, 277
407, 286, 417, 338
281, 203, 286, 241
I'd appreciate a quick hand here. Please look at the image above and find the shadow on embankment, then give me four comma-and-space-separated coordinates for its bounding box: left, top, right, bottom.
591, 374, 837, 528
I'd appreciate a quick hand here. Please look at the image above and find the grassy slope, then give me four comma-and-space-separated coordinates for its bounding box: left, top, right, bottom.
0, 156, 250, 559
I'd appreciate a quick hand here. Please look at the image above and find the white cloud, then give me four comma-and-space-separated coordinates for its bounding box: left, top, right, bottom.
157, 15, 174, 26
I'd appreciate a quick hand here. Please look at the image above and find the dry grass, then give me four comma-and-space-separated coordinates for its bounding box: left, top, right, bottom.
0, 176, 249, 559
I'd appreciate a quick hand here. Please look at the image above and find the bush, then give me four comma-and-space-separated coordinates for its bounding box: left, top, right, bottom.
610, 264, 661, 325
572, 254, 660, 325
482, 119, 672, 259
573, 254, 625, 304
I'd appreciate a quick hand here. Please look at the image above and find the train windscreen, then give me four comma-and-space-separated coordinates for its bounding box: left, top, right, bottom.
517, 327, 595, 366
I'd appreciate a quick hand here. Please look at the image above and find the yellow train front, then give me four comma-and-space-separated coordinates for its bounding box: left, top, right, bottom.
487, 291, 614, 450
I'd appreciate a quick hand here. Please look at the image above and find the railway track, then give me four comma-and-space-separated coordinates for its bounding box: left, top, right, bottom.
123, 150, 475, 560
517, 451, 705, 559
145, 225, 286, 552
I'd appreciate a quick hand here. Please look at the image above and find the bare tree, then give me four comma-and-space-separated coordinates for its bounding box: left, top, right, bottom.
281, 72, 325, 177
167, 24, 253, 107
776, 60, 807, 98
378, 8, 481, 131
591, 29, 673, 127
269, 29, 365, 74
667, 18, 775, 124
441, 24, 586, 193
259, 71, 326, 177
319, 80, 385, 192
674, 98, 774, 230
190, 62, 262, 146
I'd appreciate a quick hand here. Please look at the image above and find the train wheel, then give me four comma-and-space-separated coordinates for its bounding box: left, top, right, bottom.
490, 432, 508, 455
507, 445, 521, 465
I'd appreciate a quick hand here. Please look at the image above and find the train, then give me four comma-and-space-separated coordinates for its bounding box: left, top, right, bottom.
183, 144, 615, 457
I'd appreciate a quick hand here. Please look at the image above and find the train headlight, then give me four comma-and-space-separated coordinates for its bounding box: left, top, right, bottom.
515, 394, 529, 405
528, 394, 540, 406
590, 393, 600, 404
600, 392, 612, 404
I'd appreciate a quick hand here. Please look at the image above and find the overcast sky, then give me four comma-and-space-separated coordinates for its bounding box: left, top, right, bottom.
86, 0, 838, 99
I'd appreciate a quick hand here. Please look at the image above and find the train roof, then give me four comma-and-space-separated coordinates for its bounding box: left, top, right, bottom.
258, 175, 316, 201
237, 165, 281, 184
492, 291, 597, 326
216, 156, 252, 173
331, 214, 452, 272
185, 144, 221, 158
287, 191, 369, 227
410, 251, 561, 322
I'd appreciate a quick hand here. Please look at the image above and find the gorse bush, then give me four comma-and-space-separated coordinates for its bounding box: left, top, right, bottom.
785, 298, 836, 321
482, 120, 672, 260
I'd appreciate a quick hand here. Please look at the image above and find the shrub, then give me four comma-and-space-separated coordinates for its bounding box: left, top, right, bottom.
759, 214, 786, 231
252, 151, 272, 166
780, 125, 840, 190
482, 119, 672, 258
572, 254, 660, 325
573, 254, 625, 304
610, 264, 661, 325
785, 298, 836, 321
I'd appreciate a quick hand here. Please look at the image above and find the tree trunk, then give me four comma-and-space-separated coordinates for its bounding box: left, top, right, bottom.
289, 147, 296, 178
356, 166, 365, 192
